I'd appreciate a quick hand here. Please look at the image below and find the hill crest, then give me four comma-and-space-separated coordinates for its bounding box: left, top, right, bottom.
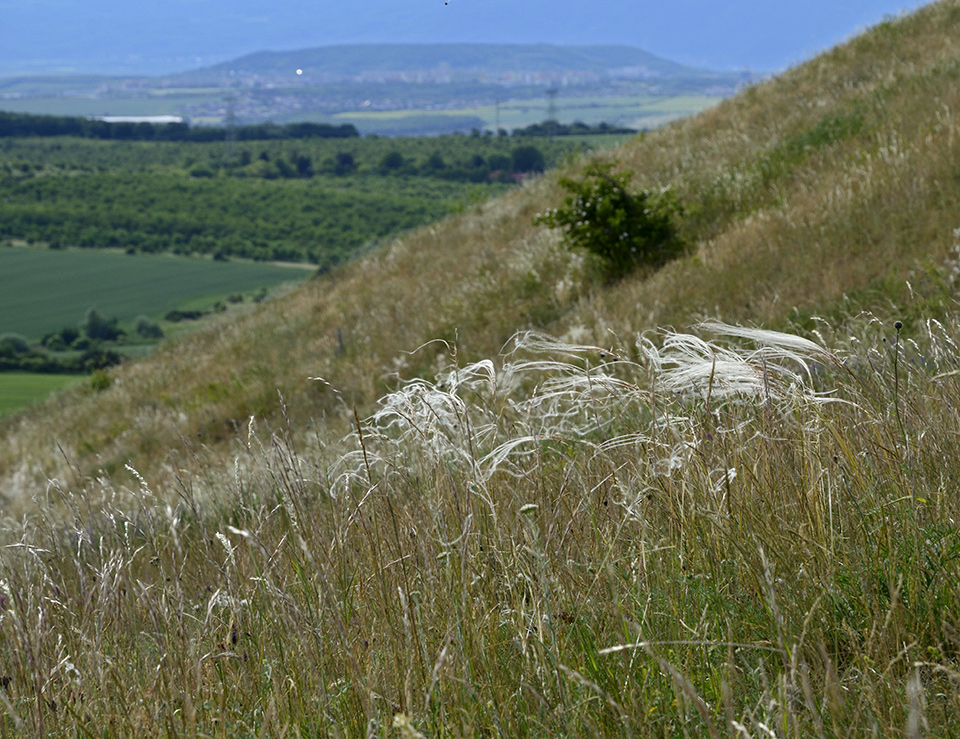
168, 42, 737, 85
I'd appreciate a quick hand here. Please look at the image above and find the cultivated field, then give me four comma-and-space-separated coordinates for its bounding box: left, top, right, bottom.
0, 89, 722, 136
0, 372, 81, 417
330, 94, 722, 134
0, 92, 220, 119
0, 134, 591, 264
0, 246, 310, 341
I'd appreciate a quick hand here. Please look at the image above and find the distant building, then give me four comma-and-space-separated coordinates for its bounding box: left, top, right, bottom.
93, 115, 185, 124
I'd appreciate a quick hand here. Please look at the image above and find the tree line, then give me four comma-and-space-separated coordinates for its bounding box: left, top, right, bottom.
0, 110, 637, 143
0, 309, 171, 374
0, 171, 491, 264
205, 142, 549, 182
512, 120, 638, 137
0, 112, 359, 142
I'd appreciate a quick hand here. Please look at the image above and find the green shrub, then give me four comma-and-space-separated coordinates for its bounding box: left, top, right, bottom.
80, 308, 124, 341
59, 326, 80, 345
0, 333, 30, 356
379, 151, 405, 172
134, 315, 164, 340
511, 145, 545, 173
82, 349, 122, 372
89, 369, 112, 392
334, 151, 356, 175
534, 161, 685, 279
41, 334, 67, 351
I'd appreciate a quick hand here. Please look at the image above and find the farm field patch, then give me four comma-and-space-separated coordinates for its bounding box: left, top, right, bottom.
0, 246, 310, 341
1, 90, 721, 135
334, 93, 722, 133
0, 93, 215, 119
0, 372, 82, 417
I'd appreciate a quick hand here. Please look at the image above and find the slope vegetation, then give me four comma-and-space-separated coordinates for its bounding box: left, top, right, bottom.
4, 3, 959, 501
2, 4, 960, 734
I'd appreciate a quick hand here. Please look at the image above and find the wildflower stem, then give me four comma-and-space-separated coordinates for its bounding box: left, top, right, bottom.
892, 320, 908, 453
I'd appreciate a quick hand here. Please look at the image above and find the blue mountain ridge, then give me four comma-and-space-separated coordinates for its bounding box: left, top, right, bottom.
0, 0, 929, 76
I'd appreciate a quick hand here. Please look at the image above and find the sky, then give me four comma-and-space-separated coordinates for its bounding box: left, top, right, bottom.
0, 0, 934, 76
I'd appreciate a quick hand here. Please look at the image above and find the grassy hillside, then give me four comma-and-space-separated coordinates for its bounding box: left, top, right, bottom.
2, 2, 960, 735
7, 2, 960, 495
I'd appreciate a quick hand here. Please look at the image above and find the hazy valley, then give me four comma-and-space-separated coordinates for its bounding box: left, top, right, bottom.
0, 43, 746, 135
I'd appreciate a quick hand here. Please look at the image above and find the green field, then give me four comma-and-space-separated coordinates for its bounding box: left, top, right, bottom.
0, 90, 721, 135
0, 372, 82, 417
0, 94, 215, 119
333, 93, 722, 133
0, 246, 310, 340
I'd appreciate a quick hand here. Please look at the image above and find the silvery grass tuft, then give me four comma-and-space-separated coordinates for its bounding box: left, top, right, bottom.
641, 319, 845, 404
329, 321, 846, 499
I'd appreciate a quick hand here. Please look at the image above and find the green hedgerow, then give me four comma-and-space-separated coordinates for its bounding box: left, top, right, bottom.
534, 161, 685, 279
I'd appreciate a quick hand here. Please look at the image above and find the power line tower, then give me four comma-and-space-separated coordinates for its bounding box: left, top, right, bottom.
224, 95, 238, 165
546, 87, 559, 137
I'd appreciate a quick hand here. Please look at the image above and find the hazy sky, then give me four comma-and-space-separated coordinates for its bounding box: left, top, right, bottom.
0, 0, 934, 75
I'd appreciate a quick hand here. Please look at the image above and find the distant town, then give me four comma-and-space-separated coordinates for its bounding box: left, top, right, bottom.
0, 44, 754, 135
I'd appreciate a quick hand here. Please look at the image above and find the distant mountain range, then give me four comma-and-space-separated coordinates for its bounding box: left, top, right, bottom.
170, 43, 725, 85
0, 0, 930, 75
1, 43, 747, 102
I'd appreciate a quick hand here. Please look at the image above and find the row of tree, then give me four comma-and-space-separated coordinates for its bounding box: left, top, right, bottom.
204, 144, 548, 182
0, 112, 359, 142
1, 336, 120, 375
1, 122, 597, 265
512, 120, 638, 137
0, 111, 636, 143
0, 347, 121, 374
0, 309, 167, 374
0, 170, 469, 264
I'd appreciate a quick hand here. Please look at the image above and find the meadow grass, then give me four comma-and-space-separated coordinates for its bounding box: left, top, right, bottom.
1, 3, 960, 735
9, 3, 960, 507
0, 315, 958, 735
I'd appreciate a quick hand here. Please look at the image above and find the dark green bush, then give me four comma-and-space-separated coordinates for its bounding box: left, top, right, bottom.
134, 315, 164, 339
80, 308, 124, 341
534, 161, 685, 279
511, 145, 545, 173
0, 333, 30, 356
379, 151, 405, 172
83, 349, 121, 371
41, 334, 68, 351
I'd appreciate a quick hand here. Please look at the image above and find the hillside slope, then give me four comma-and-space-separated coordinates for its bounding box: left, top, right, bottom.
6, 4, 960, 735
3, 1, 960, 507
